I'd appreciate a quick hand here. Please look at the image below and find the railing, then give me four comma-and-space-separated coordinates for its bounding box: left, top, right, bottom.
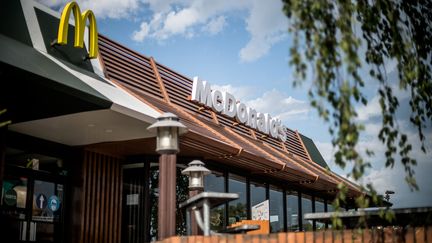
156, 226, 432, 243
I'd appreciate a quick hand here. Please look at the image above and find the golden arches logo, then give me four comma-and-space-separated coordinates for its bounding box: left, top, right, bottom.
57, 2, 98, 59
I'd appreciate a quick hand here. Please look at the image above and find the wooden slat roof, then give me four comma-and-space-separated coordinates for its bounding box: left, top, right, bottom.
98, 34, 362, 197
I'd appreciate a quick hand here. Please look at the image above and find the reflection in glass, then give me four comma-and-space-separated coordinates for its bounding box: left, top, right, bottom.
327, 203, 335, 228
149, 167, 159, 241
286, 191, 299, 231
30, 180, 64, 243
32, 180, 63, 223
5, 147, 66, 175
315, 198, 325, 230
204, 171, 224, 192
228, 174, 246, 225
269, 186, 284, 232
0, 177, 28, 242
301, 194, 313, 231
148, 166, 189, 241
1, 177, 27, 209
250, 181, 266, 208
175, 168, 189, 236
122, 165, 146, 243
35, 223, 55, 242
204, 171, 225, 231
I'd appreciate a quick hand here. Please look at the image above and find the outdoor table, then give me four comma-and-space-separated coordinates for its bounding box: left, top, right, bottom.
179, 192, 239, 236
219, 224, 260, 234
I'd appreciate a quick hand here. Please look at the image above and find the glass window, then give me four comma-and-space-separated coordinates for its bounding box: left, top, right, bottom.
204, 170, 224, 192
204, 170, 225, 231
122, 165, 146, 243
326, 202, 345, 212
269, 186, 284, 232
1, 177, 27, 209
228, 174, 247, 225
5, 147, 67, 176
32, 180, 63, 223
301, 194, 313, 231
149, 166, 159, 241
176, 167, 189, 236
315, 198, 325, 230
286, 191, 299, 231
250, 181, 266, 208
327, 202, 336, 229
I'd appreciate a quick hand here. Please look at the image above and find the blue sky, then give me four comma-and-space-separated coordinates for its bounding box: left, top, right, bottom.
38, 0, 431, 208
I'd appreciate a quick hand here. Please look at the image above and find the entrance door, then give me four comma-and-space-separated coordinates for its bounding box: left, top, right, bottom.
1, 166, 65, 242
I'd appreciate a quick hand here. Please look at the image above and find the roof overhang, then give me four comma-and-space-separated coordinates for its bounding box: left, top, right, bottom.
1, 1, 162, 146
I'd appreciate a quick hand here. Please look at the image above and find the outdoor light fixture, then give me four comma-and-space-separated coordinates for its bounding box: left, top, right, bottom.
181, 160, 211, 190
147, 112, 188, 154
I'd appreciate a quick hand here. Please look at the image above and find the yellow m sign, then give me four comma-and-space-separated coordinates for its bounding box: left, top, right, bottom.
57, 2, 98, 59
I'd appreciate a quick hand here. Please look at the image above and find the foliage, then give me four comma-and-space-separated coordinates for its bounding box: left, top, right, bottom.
228, 202, 247, 225
210, 206, 225, 231
283, 0, 431, 226
149, 167, 189, 240
149, 169, 159, 240
175, 170, 189, 235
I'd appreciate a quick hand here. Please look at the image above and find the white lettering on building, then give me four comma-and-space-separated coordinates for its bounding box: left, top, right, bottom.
191, 77, 287, 142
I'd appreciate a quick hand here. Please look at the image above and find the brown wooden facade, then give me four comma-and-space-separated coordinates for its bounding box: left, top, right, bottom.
78, 150, 123, 243
97, 34, 361, 198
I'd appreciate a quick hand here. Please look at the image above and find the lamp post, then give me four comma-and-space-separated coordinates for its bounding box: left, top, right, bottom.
147, 113, 187, 240
181, 160, 211, 190
384, 190, 395, 202
181, 160, 211, 235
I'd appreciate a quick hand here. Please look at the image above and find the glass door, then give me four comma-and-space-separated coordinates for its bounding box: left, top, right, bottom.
30, 179, 64, 242
1, 166, 65, 242
0, 175, 28, 242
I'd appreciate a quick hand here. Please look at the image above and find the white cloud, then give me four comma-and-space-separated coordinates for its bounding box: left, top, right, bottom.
164, 8, 200, 35
211, 84, 253, 102
137, 0, 247, 41
362, 159, 432, 208
132, 22, 150, 42
246, 89, 311, 121
315, 141, 335, 166
332, 88, 432, 208
36, 0, 69, 8
211, 85, 311, 122
144, 0, 189, 13
81, 0, 140, 19
239, 34, 285, 62
239, 0, 288, 62
384, 58, 398, 75
356, 96, 381, 122
317, 125, 432, 209
314, 77, 431, 208
37, 0, 141, 19
363, 122, 382, 137
132, 0, 286, 62
203, 16, 226, 35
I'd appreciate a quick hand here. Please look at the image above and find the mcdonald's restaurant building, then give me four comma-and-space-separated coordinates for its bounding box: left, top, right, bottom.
0, 1, 363, 242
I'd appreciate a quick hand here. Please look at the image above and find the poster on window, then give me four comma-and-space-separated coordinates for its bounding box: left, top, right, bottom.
251, 200, 269, 220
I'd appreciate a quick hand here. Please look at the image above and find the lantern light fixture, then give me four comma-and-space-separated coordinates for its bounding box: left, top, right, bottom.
181, 160, 211, 190
147, 112, 188, 154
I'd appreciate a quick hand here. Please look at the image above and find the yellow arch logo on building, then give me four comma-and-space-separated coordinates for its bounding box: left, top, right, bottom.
57, 1, 98, 59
